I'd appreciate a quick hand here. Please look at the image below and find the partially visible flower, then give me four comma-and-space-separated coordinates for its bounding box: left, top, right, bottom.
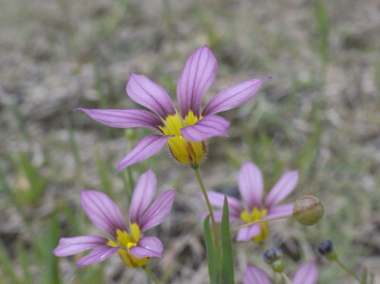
202, 161, 298, 242
243, 261, 318, 284
78, 46, 269, 172
53, 169, 176, 268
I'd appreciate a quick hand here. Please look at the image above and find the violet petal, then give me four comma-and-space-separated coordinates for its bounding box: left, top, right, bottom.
139, 189, 177, 232
52, 235, 108, 257
203, 191, 243, 216
126, 73, 176, 118
116, 134, 170, 173
177, 46, 217, 118
129, 168, 157, 224
202, 78, 270, 116
236, 224, 261, 242
265, 203, 294, 219
76, 245, 120, 268
243, 265, 272, 284
75, 109, 162, 130
238, 162, 264, 211
181, 115, 230, 142
130, 237, 163, 259
265, 170, 299, 208
292, 261, 318, 284
81, 190, 127, 239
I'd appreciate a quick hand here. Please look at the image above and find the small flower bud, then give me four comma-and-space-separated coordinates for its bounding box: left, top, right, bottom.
317, 239, 337, 260
263, 248, 282, 264
317, 239, 333, 255
271, 259, 286, 273
293, 195, 324, 226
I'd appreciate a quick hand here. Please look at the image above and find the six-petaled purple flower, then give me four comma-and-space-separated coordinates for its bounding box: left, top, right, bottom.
243, 261, 318, 284
77, 46, 270, 172
201, 161, 299, 242
53, 169, 176, 268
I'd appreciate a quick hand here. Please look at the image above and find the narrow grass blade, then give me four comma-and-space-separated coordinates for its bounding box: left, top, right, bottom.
95, 146, 113, 198
295, 107, 322, 180
61, 203, 81, 235
36, 212, 60, 284
16, 242, 32, 283
14, 152, 46, 205
11, 104, 32, 147
0, 240, 21, 284
63, 115, 82, 176
204, 215, 220, 284
315, 0, 329, 64
221, 196, 234, 284
361, 268, 368, 284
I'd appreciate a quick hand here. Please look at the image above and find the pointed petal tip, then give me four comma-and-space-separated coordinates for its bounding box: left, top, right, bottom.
265, 169, 299, 207
139, 189, 177, 232
116, 165, 128, 174
115, 135, 170, 173
129, 168, 158, 223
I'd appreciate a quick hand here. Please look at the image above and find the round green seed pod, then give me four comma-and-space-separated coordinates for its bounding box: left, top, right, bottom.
293, 195, 324, 226
271, 259, 286, 273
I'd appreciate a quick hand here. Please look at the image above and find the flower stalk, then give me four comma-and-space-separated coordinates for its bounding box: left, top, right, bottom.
143, 265, 160, 284
193, 167, 219, 246
282, 273, 294, 284
231, 214, 294, 234
333, 258, 364, 284
317, 239, 364, 284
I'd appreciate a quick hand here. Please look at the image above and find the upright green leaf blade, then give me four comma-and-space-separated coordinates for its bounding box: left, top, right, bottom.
204, 215, 220, 284
221, 197, 234, 284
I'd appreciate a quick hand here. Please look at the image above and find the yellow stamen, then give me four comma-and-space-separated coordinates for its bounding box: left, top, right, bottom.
159, 111, 206, 165
240, 207, 269, 242
107, 228, 149, 268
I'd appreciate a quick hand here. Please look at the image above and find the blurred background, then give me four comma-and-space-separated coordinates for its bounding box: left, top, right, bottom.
1, 0, 379, 283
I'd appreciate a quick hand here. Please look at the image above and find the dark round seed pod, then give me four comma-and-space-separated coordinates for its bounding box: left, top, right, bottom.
317, 239, 333, 255
263, 248, 282, 264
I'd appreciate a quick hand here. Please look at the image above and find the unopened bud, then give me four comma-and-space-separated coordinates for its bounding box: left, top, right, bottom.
271, 259, 286, 273
263, 248, 282, 264
293, 195, 324, 226
317, 239, 337, 260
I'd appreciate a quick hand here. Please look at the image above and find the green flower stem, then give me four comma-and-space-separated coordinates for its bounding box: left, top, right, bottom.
231, 214, 294, 234
143, 266, 160, 284
281, 272, 294, 284
193, 168, 219, 246
333, 258, 364, 284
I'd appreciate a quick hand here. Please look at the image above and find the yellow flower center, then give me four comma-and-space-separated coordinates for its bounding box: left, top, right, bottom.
240, 207, 269, 242
159, 111, 206, 165
107, 223, 149, 268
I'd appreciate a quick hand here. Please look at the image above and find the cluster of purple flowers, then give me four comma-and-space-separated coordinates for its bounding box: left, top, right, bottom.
53, 46, 319, 283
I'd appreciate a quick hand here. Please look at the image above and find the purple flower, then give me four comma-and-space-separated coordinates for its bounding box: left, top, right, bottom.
243, 261, 318, 284
202, 161, 299, 242
53, 169, 176, 268
77, 46, 269, 172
